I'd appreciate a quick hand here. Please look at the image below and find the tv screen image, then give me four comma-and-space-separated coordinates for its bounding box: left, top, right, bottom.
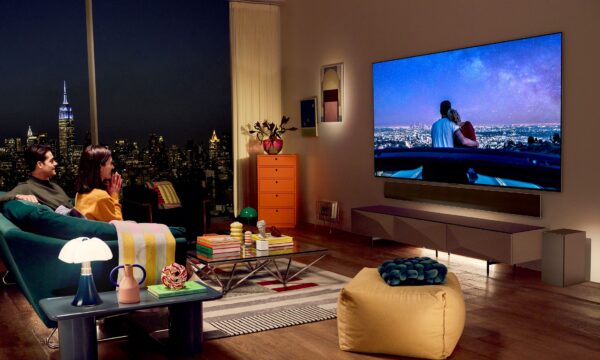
373, 33, 562, 191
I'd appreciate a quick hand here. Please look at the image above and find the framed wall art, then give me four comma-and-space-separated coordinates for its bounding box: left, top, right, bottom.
300, 97, 318, 137
320, 63, 343, 122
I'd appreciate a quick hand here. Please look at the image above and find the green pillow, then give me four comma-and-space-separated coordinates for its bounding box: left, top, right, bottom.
0, 200, 186, 240
1, 200, 117, 240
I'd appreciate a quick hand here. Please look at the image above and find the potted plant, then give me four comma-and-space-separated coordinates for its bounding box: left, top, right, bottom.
249, 116, 297, 154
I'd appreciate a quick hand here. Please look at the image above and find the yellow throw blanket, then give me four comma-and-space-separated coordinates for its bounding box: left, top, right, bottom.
111, 220, 176, 286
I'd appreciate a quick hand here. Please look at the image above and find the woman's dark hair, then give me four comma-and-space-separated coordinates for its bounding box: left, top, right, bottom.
24, 144, 52, 172
75, 145, 112, 194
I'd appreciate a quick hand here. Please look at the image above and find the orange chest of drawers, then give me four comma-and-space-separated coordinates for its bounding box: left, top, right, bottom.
257, 154, 298, 228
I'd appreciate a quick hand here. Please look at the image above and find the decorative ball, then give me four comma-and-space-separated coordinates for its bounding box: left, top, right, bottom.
161, 262, 188, 290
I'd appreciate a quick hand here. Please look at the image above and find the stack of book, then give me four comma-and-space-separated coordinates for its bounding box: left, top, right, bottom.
147, 281, 207, 299
251, 234, 294, 249
196, 235, 241, 258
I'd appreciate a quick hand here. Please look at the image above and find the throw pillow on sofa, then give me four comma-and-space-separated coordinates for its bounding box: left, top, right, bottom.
378, 257, 447, 285
1, 200, 117, 240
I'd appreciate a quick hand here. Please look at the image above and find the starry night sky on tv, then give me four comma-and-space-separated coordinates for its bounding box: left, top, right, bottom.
0, 0, 231, 146
373, 33, 561, 127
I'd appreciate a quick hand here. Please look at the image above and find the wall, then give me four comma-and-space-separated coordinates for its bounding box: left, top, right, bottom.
278, 0, 600, 282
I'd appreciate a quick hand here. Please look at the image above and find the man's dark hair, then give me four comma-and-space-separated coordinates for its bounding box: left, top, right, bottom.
75, 145, 112, 194
24, 144, 52, 172
440, 100, 452, 117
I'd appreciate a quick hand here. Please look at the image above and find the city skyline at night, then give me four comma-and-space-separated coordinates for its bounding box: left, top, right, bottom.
0, 0, 231, 147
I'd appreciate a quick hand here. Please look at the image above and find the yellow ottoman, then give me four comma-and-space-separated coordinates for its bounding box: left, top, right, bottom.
337, 268, 465, 359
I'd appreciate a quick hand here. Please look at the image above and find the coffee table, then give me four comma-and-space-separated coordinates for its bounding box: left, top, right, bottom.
39, 282, 221, 360
187, 242, 328, 295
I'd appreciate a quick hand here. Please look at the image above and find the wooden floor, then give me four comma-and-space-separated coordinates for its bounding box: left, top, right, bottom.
1, 224, 599, 359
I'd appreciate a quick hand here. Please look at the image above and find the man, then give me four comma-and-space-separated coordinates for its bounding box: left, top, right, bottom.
0, 144, 72, 210
431, 100, 478, 148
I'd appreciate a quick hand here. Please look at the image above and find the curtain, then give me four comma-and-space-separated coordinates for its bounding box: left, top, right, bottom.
230, 1, 281, 214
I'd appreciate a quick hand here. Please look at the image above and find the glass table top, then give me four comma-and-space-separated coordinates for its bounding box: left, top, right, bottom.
187, 241, 328, 265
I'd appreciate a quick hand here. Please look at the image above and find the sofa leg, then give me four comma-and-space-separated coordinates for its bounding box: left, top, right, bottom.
46, 328, 59, 349
1, 271, 15, 286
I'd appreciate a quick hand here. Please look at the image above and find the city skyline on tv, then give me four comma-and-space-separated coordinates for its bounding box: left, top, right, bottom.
373, 33, 562, 128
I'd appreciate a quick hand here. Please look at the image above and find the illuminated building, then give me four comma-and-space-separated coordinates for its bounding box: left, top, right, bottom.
57, 81, 75, 165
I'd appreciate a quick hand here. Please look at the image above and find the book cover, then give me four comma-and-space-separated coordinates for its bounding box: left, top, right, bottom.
251, 234, 294, 244
147, 281, 207, 298
197, 245, 241, 255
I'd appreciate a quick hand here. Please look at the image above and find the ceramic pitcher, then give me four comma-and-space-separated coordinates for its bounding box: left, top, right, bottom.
109, 264, 146, 304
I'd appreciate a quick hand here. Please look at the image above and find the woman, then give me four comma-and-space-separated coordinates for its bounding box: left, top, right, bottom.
447, 108, 478, 147
74, 145, 123, 222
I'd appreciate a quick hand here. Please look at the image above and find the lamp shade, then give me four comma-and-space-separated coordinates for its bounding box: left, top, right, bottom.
58, 237, 113, 263
239, 207, 258, 219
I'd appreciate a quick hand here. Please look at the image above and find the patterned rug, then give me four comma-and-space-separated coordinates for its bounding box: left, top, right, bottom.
196, 260, 350, 339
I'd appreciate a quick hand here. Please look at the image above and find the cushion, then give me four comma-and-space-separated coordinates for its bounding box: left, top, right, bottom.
145, 181, 182, 209
1, 200, 117, 240
337, 268, 465, 359
378, 257, 448, 285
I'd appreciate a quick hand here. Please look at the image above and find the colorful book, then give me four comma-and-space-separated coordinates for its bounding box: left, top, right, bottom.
251, 234, 294, 244
196, 240, 240, 248
147, 281, 207, 298
197, 245, 241, 255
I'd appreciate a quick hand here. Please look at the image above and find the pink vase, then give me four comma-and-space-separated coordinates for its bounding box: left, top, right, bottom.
262, 139, 283, 155
109, 264, 146, 304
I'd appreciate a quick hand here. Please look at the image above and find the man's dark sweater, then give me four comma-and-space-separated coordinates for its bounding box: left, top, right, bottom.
0, 177, 72, 210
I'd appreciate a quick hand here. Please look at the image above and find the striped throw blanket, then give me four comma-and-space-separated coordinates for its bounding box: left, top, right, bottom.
110, 220, 176, 286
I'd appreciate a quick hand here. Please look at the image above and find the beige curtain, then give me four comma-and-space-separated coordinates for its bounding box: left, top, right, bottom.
230, 1, 281, 215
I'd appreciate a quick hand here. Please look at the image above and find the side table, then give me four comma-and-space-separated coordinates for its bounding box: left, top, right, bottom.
39, 283, 221, 360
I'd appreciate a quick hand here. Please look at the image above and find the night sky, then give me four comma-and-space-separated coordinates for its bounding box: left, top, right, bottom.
0, 0, 231, 146
373, 33, 562, 127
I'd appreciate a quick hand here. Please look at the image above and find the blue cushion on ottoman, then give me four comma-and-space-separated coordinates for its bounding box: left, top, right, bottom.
378, 257, 448, 285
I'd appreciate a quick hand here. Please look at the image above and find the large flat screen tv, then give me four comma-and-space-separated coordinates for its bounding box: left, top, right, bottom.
373, 33, 562, 191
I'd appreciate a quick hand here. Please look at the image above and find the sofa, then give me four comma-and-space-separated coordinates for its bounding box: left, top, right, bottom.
0, 197, 187, 328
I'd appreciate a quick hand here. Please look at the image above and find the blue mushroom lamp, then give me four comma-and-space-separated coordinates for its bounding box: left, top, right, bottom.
58, 237, 113, 306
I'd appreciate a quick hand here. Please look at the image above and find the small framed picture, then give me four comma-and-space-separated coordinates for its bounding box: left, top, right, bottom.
317, 200, 338, 221
300, 97, 318, 137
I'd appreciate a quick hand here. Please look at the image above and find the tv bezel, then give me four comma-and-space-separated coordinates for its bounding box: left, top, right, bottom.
372, 32, 563, 193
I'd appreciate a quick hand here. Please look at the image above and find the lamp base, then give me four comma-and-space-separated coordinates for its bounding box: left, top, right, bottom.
72, 273, 102, 306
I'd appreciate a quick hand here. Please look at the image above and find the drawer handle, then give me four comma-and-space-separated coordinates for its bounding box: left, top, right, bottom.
275, 209, 279, 213
275, 181, 278, 184
275, 194, 278, 197
275, 168, 278, 172
275, 157, 278, 161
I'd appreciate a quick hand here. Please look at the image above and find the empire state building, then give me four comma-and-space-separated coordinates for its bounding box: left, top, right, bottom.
58, 81, 75, 166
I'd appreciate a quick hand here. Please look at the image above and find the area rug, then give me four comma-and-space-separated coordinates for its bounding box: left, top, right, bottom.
198, 260, 350, 339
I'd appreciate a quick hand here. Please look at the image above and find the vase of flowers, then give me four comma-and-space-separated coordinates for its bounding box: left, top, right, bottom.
249, 116, 297, 155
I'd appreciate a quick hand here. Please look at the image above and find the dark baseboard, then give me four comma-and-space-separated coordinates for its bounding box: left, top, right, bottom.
384, 182, 541, 217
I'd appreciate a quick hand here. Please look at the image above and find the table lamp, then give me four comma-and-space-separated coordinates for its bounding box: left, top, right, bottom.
238, 207, 258, 226
58, 237, 113, 306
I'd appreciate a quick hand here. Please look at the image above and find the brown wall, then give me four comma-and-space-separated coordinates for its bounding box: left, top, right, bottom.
279, 0, 600, 282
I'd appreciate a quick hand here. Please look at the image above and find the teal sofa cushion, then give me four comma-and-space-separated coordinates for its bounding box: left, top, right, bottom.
378, 257, 448, 285
0, 200, 186, 240
1, 200, 116, 240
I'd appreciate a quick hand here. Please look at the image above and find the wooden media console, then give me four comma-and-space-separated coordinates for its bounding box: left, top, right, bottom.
351, 205, 545, 275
